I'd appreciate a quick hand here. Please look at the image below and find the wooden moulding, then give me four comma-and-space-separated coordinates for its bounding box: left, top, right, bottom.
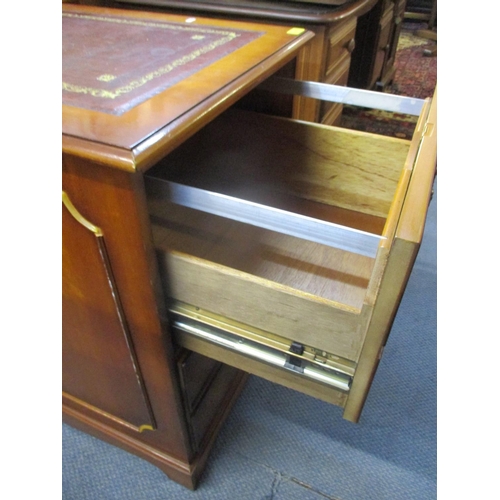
63, 367, 248, 490
62, 402, 196, 488
114, 0, 378, 25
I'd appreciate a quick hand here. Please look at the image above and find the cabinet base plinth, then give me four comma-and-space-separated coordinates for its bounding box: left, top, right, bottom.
63, 371, 248, 490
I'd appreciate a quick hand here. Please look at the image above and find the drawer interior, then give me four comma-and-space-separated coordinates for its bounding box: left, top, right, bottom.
146, 108, 411, 309
144, 85, 435, 419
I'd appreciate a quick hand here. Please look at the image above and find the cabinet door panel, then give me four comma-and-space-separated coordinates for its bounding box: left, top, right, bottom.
370, 5, 394, 88
62, 194, 155, 429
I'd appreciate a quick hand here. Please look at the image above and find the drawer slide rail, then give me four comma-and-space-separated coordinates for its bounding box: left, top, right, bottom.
173, 316, 352, 392
259, 77, 426, 115
146, 178, 383, 258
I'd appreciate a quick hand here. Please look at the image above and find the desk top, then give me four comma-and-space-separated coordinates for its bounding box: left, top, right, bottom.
62, 4, 313, 170
116, 0, 376, 24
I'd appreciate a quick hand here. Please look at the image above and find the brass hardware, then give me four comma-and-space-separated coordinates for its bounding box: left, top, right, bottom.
287, 28, 306, 36
138, 425, 155, 433
62, 191, 103, 236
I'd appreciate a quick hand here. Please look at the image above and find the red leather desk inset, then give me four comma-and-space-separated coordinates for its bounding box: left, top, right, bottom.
62, 12, 263, 115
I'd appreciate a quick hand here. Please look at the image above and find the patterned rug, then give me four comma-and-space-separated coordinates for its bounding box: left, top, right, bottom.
340, 22, 437, 139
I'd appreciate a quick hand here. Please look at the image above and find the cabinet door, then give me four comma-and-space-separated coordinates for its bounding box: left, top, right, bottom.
369, 3, 395, 88
383, 0, 406, 79
62, 192, 155, 429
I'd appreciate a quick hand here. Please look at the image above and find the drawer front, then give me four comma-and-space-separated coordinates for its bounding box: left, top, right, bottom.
324, 18, 357, 80
320, 57, 350, 125
370, 4, 395, 87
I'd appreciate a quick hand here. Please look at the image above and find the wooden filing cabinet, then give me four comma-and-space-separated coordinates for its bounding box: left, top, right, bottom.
349, 0, 407, 89
62, 2, 437, 490
319, 16, 357, 124
62, 4, 313, 488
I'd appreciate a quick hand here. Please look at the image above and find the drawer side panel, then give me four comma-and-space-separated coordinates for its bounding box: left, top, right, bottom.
159, 251, 368, 361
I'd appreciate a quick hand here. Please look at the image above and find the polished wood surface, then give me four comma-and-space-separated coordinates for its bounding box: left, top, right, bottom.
63, 4, 314, 152
63, 4, 437, 487
349, 0, 407, 89
114, 0, 376, 24
62, 4, 314, 488
62, 154, 194, 460
62, 191, 155, 429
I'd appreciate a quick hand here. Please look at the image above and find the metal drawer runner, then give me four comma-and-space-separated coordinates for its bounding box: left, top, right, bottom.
258, 77, 426, 115
173, 316, 351, 392
146, 178, 382, 258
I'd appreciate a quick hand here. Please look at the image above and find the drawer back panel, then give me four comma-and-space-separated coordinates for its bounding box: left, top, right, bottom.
149, 109, 411, 220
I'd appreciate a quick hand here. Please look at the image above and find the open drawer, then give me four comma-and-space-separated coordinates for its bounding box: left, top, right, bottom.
145, 81, 437, 422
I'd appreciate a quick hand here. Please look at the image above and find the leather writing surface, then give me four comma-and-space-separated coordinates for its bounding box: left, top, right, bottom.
62, 12, 263, 115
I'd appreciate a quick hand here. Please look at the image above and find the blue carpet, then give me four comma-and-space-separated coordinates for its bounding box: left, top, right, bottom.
63, 184, 436, 500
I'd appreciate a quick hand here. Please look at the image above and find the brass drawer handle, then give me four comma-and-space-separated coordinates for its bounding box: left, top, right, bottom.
346, 38, 356, 53
62, 191, 103, 236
